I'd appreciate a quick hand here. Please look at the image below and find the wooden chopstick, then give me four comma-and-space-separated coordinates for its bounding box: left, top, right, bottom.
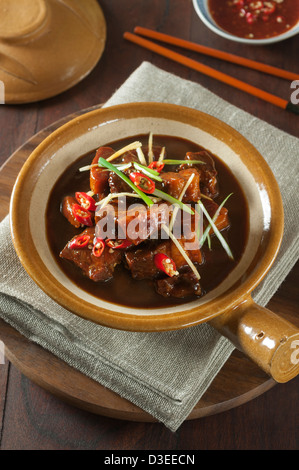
134, 27, 299, 82
123, 31, 299, 114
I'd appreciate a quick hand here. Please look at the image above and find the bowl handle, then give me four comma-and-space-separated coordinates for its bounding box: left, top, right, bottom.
209, 297, 299, 383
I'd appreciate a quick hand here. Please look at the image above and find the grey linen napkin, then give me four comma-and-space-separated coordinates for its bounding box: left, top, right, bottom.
0, 62, 298, 432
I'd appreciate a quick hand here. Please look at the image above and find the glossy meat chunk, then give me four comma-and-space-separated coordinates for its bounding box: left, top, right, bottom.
181, 150, 218, 198
124, 243, 160, 280
125, 237, 202, 280
108, 151, 139, 194
202, 198, 230, 233
161, 168, 201, 203
155, 272, 202, 298
60, 227, 122, 282
170, 235, 202, 268
90, 147, 114, 198
108, 171, 131, 194
121, 150, 140, 165
96, 202, 173, 245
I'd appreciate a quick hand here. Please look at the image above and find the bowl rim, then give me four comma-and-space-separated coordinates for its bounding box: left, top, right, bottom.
192, 0, 299, 45
10, 102, 284, 331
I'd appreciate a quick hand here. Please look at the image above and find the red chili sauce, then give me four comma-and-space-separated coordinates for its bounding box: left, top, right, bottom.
208, 0, 299, 40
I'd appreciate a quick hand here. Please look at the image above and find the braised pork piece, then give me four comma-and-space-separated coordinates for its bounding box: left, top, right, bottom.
46, 134, 248, 308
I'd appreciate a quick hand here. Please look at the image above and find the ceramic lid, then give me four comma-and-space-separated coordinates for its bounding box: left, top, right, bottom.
0, 0, 48, 40
0, 0, 106, 103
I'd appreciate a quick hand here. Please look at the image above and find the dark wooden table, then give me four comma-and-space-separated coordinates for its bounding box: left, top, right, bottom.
0, 0, 298, 451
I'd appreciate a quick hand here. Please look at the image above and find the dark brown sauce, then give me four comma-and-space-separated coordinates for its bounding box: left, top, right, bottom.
46, 135, 249, 309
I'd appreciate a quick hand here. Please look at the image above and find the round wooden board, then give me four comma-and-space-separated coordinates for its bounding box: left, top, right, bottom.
0, 105, 285, 423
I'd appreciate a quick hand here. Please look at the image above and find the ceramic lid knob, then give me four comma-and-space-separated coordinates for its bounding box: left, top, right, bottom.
0, 0, 106, 104
0, 0, 49, 41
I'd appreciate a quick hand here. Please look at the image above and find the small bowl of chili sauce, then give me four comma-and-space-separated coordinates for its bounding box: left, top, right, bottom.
193, 0, 299, 44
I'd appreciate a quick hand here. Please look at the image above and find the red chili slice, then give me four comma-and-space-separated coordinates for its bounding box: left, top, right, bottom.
72, 204, 93, 227
154, 253, 179, 278
92, 238, 105, 257
148, 161, 165, 173
129, 172, 155, 194
262, 2, 276, 15
68, 234, 90, 250
245, 11, 257, 24
75, 192, 96, 212
106, 239, 133, 249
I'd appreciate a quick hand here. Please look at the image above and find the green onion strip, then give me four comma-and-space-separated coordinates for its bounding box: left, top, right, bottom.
198, 193, 233, 248
133, 162, 162, 182
206, 233, 212, 251
196, 197, 234, 260
98, 158, 154, 206
153, 189, 194, 215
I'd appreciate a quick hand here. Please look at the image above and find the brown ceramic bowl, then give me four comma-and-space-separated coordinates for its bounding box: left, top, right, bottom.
10, 102, 299, 382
